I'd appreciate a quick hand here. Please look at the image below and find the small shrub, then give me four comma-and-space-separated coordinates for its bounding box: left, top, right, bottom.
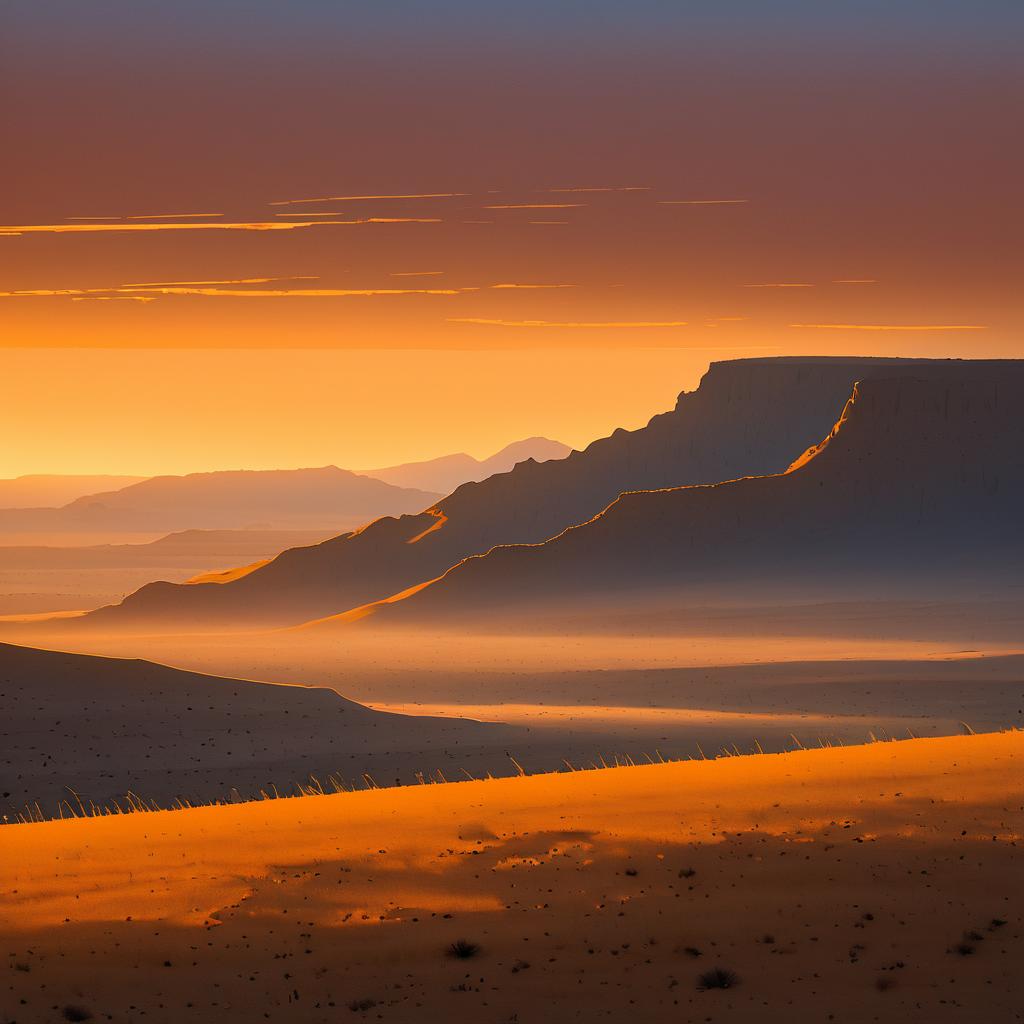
679, 868, 696, 878
447, 939, 481, 959
697, 967, 738, 990
62, 1008, 94, 1023
347, 998, 377, 1012
875, 976, 895, 992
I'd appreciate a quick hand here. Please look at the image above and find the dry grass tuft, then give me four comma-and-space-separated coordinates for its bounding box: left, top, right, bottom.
62, 1007, 93, 1022
697, 966, 739, 990
447, 938, 482, 959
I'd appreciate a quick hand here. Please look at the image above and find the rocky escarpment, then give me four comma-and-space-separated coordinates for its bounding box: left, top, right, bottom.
88, 357, 924, 629
359, 362, 1024, 626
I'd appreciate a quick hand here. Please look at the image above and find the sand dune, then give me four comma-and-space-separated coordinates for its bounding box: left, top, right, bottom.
89, 356, 918, 629
0, 641, 526, 819
361, 436, 570, 493
3, 731, 1020, 1021
344, 362, 1024, 629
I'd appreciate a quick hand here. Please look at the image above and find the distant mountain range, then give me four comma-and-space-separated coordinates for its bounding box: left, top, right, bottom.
359, 437, 570, 494
0, 438, 567, 540
0, 466, 440, 536
0, 474, 146, 509
89, 356, 930, 629
340, 361, 1024, 629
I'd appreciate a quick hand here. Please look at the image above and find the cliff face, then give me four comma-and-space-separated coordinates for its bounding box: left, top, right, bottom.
429, 357, 902, 546
366, 364, 1024, 626
89, 357, 932, 628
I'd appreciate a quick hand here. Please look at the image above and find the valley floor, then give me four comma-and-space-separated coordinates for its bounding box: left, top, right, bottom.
3, 731, 1022, 1023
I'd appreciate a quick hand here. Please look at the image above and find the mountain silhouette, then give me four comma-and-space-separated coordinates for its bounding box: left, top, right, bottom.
361, 437, 570, 493
0, 474, 146, 509
337, 361, 1024, 629
88, 357, 924, 629
0, 467, 441, 536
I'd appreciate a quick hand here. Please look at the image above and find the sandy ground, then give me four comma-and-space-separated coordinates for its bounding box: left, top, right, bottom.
5, 627, 1023, 819
0, 643, 530, 819
1, 731, 1021, 1022
4, 621, 1022, 819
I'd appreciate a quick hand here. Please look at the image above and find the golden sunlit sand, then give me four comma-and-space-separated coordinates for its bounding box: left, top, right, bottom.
3, 732, 1021, 1022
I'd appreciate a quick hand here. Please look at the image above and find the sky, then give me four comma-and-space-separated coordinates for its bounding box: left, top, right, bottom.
1, 1, 1021, 475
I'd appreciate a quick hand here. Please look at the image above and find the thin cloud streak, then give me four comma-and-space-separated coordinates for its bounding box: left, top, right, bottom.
658, 199, 749, 205
1, 289, 119, 297
0, 219, 440, 235
449, 318, 688, 328
122, 287, 463, 298
745, 283, 815, 288
121, 277, 319, 287
126, 213, 224, 219
488, 283, 575, 289
0, 222, 336, 234
484, 203, 585, 210
269, 193, 469, 206
1, 285, 466, 300
790, 323, 988, 331
543, 186, 650, 193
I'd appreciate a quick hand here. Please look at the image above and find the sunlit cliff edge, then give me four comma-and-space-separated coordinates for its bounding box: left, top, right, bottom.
85, 357, 929, 630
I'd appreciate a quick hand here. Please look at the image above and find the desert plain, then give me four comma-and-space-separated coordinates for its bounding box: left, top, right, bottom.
3, 731, 1021, 1023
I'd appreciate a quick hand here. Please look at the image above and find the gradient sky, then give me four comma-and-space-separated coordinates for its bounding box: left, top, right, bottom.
1, 1, 1021, 475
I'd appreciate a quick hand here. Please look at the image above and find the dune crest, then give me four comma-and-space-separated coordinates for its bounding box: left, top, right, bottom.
0, 640, 516, 816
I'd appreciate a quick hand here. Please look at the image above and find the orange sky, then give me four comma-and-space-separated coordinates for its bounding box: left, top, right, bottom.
1, 2, 1020, 475
0, 348, 745, 476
